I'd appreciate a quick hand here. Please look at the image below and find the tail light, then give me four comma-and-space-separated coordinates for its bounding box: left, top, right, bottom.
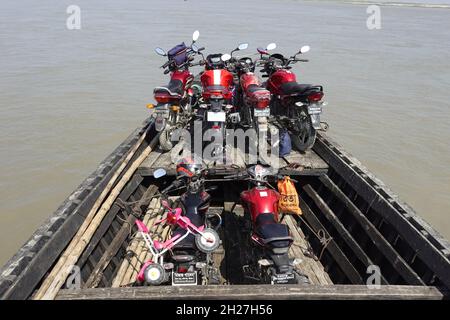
154, 94, 177, 104
256, 98, 270, 109
307, 92, 324, 102
178, 266, 188, 273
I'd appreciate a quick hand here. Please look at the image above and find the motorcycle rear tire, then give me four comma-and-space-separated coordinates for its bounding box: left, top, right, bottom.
159, 126, 174, 151
291, 112, 317, 152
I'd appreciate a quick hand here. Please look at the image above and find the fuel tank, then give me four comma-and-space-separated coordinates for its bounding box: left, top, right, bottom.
240, 187, 280, 223
200, 69, 234, 100
266, 69, 297, 96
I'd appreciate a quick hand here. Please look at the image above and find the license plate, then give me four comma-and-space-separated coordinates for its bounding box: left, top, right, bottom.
271, 273, 296, 284
207, 111, 226, 122
307, 105, 322, 115
155, 111, 169, 118
254, 108, 270, 117
172, 272, 197, 286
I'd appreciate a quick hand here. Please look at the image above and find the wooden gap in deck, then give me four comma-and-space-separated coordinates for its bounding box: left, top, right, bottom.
303, 184, 387, 284
298, 196, 362, 284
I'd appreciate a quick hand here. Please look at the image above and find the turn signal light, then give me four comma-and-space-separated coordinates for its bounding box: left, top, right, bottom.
171, 105, 180, 112
146, 103, 155, 109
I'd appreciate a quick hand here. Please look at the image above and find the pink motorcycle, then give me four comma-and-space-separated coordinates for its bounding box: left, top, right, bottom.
136, 199, 220, 285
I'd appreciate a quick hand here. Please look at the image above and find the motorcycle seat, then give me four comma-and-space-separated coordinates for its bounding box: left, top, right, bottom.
280, 82, 313, 96
247, 84, 268, 93
204, 85, 230, 95
154, 79, 183, 97
254, 213, 292, 244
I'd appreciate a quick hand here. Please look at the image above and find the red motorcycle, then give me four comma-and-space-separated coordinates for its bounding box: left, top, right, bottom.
227, 49, 271, 136
226, 165, 309, 285
194, 47, 245, 159
258, 44, 326, 151
147, 31, 202, 151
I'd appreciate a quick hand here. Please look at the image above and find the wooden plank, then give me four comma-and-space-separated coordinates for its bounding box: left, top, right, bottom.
77, 175, 144, 272
56, 284, 447, 300
314, 134, 450, 288
1, 122, 154, 300
303, 184, 388, 284
298, 196, 363, 284
282, 215, 333, 285
283, 149, 328, 170
319, 175, 425, 286
84, 185, 158, 288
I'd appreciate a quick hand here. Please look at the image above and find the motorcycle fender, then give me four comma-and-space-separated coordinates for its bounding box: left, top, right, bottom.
155, 117, 167, 132
310, 114, 322, 130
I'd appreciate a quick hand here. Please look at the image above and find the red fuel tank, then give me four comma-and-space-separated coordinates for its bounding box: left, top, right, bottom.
200, 69, 234, 100
240, 187, 280, 223
266, 69, 297, 96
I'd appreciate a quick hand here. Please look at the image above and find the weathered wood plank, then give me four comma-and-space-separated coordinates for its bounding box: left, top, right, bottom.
314, 134, 450, 288
298, 196, 363, 284
303, 184, 388, 284
84, 185, 158, 288
56, 284, 447, 300
318, 175, 425, 286
283, 215, 333, 285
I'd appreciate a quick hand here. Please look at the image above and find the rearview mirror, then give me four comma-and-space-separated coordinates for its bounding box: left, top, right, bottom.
221, 53, 231, 62
155, 47, 166, 56
192, 30, 200, 42
300, 45, 310, 54
238, 43, 249, 51
153, 168, 167, 179
266, 43, 277, 51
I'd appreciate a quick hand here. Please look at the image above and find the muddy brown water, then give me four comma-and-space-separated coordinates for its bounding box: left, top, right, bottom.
1, 0, 449, 265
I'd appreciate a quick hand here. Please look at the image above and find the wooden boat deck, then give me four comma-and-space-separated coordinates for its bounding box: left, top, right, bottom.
2, 117, 450, 300
137, 142, 329, 177
106, 195, 331, 288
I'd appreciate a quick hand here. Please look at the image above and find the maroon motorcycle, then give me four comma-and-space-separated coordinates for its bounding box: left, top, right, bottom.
258, 44, 326, 151
148, 31, 202, 151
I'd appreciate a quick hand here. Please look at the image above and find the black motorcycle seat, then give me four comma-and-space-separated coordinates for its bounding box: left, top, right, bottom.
280, 82, 313, 96
247, 84, 267, 93
255, 213, 291, 242
154, 79, 183, 96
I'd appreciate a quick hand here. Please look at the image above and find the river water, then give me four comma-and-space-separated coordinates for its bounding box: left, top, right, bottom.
1, 0, 449, 265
